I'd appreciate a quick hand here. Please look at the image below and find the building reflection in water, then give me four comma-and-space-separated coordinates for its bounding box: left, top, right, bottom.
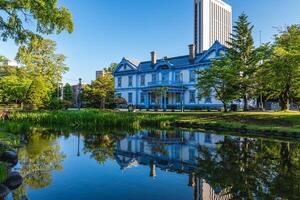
115, 130, 231, 200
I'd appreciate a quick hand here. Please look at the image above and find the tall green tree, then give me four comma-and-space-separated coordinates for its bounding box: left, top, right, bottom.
16, 36, 69, 89
25, 76, 50, 109
0, 0, 73, 44
0, 66, 31, 105
63, 83, 73, 102
197, 58, 238, 112
263, 25, 300, 110
83, 71, 114, 109
227, 13, 256, 111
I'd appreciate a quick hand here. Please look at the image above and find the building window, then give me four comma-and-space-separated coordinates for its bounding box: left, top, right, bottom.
189, 148, 196, 160
152, 74, 157, 83
140, 93, 145, 104
189, 90, 196, 103
128, 93, 133, 104
175, 93, 181, 104
124, 64, 127, 70
151, 93, 156, 103
204, 133, 212, 144
162, 72, 169, 82
175, 72, 181, 83
205, 97, 212, 103
189, 70, 196, 82
118, 77, 122, 87
140, 75, 145, 86
128, 76, 133, 87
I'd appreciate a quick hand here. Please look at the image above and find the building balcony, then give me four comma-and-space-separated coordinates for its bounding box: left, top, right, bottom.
148, 80, 183, 87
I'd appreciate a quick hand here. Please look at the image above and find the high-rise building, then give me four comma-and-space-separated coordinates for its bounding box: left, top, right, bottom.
194, 0, 232, 53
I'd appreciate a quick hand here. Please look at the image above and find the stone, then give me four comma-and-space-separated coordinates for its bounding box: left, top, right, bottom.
0, 184, 10, 198
0, 151, 18, 167
5, 172, 23, 190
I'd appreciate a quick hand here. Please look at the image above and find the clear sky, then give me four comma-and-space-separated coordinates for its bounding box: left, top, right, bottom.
1, 0, 300, 84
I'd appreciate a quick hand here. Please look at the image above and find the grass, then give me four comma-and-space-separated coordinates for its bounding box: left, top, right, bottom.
8, 109, 300, 135
0, 162, 7, 184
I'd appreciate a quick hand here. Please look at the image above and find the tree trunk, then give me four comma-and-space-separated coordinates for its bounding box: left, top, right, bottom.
243, 94, 248, 111
280, 90, 289, 111
223, 103, 228, 112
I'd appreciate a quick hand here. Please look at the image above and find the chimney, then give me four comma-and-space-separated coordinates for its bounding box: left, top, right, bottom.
189, 44, 196, 60
151, 51, 157, 65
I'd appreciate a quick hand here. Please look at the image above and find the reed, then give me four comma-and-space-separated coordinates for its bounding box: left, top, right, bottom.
0, 162, 7, 184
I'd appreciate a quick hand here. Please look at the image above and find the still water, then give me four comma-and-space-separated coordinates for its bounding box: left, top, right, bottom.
3, 128, 300, 200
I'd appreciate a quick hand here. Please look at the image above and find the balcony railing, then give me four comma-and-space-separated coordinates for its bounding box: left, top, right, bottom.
148, 80, 183, 87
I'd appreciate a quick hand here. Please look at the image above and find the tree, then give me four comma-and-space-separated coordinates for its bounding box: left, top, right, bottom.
0, 0, 73, 44
63, 83, 73, 102
83, 71, 114, 109
25, 76, 50, 109
227, 13, 256, 111
263, 25, 300, 110
253, 43, 273, 109
0, 67, 31, 105
197, 58, 238, 112
16, 36, 68, 89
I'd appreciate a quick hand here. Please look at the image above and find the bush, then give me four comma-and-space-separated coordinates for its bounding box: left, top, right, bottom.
47, 99, 72, 110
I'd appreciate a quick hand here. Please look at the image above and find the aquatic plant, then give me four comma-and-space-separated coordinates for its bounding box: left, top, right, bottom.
0, 162, 7, 184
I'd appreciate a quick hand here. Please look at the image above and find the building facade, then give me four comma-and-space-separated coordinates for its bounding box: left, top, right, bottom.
194, 0, 232, 53
113, 41, 227, 110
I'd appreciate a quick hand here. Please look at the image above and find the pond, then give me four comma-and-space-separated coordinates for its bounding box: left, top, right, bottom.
2, 126, 300, 200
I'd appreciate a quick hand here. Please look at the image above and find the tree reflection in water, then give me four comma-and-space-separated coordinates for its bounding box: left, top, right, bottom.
2, 125, 300, 200
12, 129, 65, 200
83, 134, 119, 165
196, 137, 300, 199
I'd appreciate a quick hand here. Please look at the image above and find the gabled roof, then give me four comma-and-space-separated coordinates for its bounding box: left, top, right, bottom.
114, 41, 227, 75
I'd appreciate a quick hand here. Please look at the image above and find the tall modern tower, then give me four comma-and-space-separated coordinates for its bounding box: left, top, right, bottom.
194, 0, 232, 53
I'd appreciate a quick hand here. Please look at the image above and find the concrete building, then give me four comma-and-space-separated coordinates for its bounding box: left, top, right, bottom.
96, 70, 106, 80
113, 41, 227, 110
194, 0, 232, 53
0, 59, 18, 67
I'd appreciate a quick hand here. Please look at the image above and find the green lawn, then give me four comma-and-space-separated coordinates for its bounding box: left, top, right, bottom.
7, 109, 300, 135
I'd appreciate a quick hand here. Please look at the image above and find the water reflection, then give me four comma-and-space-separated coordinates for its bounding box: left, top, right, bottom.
2, 126, 300, 200
115, 130, 230, 200
10, 129, 65, 200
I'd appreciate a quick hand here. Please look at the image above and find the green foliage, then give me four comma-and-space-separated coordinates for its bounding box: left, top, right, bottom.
25, 76, 50, 109
47, 99, 71, 110
261, 25, 300, 110
0, 67, 31, 104
16, 36, 69, 88
63, 83, 73, 102
83, 70, 114, 109
197, 58, 238, 112
0, 37, 68, 110
8, 110, 300, 133
0, 162, 7, 184
227, 13, 257, 111
0, 0, 74, 44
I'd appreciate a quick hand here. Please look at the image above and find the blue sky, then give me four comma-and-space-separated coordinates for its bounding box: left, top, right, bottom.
1, 0, 300, 84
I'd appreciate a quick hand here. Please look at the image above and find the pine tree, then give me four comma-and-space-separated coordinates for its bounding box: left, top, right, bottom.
227, 13, 256, 111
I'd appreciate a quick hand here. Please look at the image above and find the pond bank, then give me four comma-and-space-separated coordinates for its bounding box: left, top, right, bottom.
6, 110, 300, 137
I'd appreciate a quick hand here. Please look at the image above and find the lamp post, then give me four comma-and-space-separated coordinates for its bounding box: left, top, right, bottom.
78, 78, 82, 110
180, 73, 184, 112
